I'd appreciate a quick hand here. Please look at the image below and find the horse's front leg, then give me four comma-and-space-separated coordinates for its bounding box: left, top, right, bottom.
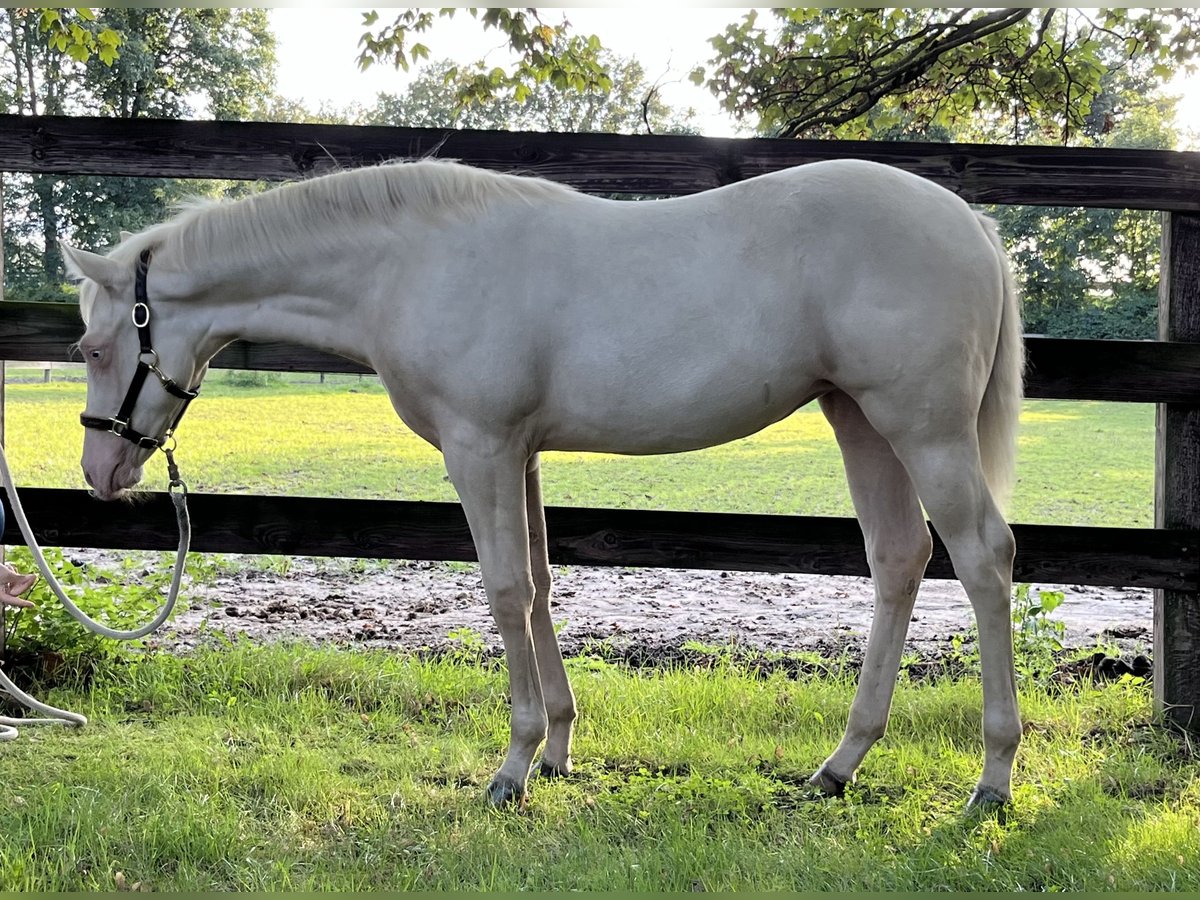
443, 440, 546, 807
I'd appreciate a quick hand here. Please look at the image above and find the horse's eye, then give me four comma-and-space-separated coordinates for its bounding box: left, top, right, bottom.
88, 348, 102, 361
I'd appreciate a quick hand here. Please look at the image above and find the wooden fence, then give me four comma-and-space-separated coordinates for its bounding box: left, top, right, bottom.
0, 114, 1198, 724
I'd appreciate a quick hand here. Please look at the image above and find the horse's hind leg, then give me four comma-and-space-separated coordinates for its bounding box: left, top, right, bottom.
442, 438, 547, 807
526, 455, 578, 777
857, 390, 1021, 807
810, 391, 933, 796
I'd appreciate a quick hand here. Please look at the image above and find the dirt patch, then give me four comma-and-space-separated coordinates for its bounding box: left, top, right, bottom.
69, 551, 1152, 661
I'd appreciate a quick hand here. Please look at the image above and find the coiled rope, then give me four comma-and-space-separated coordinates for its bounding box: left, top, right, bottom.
0, 443, 190, 740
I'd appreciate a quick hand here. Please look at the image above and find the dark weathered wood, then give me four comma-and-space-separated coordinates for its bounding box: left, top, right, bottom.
0, 487, 1195, 591
3, 114, 1200, 210
0, 300, 373, 374
1155, 212, 1200, 729
208, 339, 370, 375
0, 300, 85, 368
3, 300, 1197, 402
1023, 337, 1200, 403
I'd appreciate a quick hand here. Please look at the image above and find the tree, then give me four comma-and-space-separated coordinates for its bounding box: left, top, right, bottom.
357, 8, 611, 111
3, 8, 121, 296
83, 8, 275, 121
250, 95, 366, 126
368, 49, 695, 135
987, 80, 1176, 340
694, 8, 1199, 142
1, 8, 276, 302
1, 8, 120, 115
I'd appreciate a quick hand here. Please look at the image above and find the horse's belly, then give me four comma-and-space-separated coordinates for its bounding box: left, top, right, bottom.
540, 377, 830, 455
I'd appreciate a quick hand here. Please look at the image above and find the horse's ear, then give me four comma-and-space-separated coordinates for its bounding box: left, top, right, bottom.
60, 241, 120, 287
119, 230, 134, 241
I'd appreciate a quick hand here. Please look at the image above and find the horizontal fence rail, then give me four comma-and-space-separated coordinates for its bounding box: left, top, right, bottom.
1, 489, 1195, 592
3, 301, 1200, 404
3, 114, 1200, 210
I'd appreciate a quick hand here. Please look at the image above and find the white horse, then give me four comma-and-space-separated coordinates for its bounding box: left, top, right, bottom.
61, 157, 1023, 809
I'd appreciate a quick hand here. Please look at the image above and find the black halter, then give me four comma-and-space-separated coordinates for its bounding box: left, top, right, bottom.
79, 249, 201, 451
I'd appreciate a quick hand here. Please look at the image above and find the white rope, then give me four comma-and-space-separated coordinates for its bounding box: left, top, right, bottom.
0, 666, 87, 740
0, 442, 190, 740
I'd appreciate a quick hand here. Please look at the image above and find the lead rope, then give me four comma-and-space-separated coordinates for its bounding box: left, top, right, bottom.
0, 442, 190, 740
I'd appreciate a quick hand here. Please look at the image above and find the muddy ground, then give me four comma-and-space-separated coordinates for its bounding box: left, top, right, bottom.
95, 551, 1154, 661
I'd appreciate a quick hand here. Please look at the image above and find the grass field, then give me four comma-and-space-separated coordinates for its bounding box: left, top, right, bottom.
0, 643, 1194, 891
1, 368, 1155, 527
0, 371, 1183, 891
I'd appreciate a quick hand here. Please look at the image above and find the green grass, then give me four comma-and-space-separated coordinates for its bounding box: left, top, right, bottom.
1, 374, 1154, 526
0, 644, 1193, 891
0, 375, 1176, 889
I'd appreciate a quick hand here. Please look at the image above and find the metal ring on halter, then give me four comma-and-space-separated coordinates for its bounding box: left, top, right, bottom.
131, 302, 150, 328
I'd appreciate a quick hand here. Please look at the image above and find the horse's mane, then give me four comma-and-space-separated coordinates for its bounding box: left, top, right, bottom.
112, 159, 577, 270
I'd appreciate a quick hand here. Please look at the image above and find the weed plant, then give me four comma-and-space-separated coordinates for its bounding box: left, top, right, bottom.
1, 547, 171, 676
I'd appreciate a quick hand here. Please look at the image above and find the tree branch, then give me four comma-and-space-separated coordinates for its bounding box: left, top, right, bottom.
777, 8, 1034, 137
1011, 8, 1057, 69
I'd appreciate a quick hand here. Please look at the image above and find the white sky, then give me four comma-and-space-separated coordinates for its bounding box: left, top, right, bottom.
1170, 70, 1200, 148
271, 7, 1200, 146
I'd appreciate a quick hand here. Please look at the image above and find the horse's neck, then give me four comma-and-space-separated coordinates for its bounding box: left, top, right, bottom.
164, 232, 384, 367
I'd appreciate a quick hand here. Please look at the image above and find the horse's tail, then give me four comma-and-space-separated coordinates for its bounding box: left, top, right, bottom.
975, 213, 1025, 511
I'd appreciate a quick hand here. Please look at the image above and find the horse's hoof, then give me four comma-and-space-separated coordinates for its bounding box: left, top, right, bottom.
807, 765, 850, 798
537, 759, 571, 779
485, 777, 527, 809
966, 784, 1011, 814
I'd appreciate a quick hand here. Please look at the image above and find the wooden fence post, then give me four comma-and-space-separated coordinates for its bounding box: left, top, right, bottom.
1155, 211, 1200, 730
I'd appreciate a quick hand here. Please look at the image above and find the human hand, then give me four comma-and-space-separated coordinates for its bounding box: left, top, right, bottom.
0, 563, 35, 609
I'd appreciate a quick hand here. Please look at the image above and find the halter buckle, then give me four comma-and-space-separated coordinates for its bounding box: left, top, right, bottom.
110, 418, 129, 436
131, 302, 150, 328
